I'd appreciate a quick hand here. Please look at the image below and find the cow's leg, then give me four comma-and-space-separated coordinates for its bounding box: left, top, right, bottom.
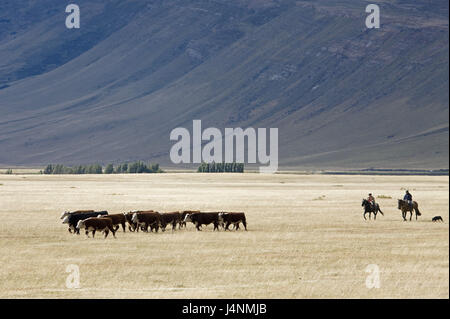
104, 229, 109, 238
234, 222, 240, 231
92, 229, 96, 238
225, 222, 231, 231
243, 220, 247, 231
110, 226, 116, 238
195, 222, 201, 231
85, 230, 89, 238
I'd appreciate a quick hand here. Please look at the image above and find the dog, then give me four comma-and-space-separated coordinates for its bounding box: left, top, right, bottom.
432, 216, 443, 222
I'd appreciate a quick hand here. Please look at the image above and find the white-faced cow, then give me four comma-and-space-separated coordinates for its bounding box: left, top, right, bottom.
77, 217, 116, 238
179, 210, 200, 228
62, 211, 108, 234
124, 210, 154, 232
131, 211, 161, 233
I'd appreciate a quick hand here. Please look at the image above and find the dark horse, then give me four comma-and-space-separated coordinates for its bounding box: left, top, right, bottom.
398, 199, 421, 221
362, 199, 384, 220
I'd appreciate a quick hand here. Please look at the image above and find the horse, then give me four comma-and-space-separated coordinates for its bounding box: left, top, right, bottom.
361, 199, 384, 220
397, 199, 421, 221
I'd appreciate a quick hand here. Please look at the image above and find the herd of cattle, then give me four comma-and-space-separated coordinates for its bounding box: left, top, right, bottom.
60, 210, 247, 238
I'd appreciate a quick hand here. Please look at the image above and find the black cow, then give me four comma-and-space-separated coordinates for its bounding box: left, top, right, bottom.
60, 210, 94, 220
62, 211, 108, 234
184, 212, 220, 231
218, 212, 247, 231
159, 212, 181, 231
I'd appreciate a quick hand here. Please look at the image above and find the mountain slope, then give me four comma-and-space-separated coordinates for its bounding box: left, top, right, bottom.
0, 0, 448, 169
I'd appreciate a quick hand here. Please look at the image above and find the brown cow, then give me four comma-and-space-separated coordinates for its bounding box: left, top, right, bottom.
184, 212, 220, 231
132, 211, 160, 233
124, 210, 154, 231
180, 211, 200, 228
218, 212, 247, 231
77, 217, 116, 238
99, 213, 127, 232
159, 212, 181, 231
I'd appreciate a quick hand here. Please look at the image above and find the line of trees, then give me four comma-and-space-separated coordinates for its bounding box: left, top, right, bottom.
197, 162, 244, 173
42, 162, 162, 174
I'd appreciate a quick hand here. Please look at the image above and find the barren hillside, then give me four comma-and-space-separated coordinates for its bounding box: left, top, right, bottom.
0, 0, 448, 169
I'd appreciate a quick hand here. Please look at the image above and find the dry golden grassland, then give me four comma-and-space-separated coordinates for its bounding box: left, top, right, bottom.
0, 173, 448, 298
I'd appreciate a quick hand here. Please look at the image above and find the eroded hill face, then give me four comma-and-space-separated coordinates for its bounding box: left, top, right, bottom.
0, 0, 448, 169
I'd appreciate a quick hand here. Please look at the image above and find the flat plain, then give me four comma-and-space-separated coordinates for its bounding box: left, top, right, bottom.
0, 173, 448, 298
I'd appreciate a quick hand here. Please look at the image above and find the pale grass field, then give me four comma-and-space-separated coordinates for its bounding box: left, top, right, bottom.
0, 173, 448, 299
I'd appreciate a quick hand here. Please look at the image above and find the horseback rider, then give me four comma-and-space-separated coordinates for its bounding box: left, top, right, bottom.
404, 190, 413, 208
368, 193, 376, 209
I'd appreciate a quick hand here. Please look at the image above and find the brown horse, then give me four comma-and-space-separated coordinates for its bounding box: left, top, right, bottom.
397, 199, 421, 221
